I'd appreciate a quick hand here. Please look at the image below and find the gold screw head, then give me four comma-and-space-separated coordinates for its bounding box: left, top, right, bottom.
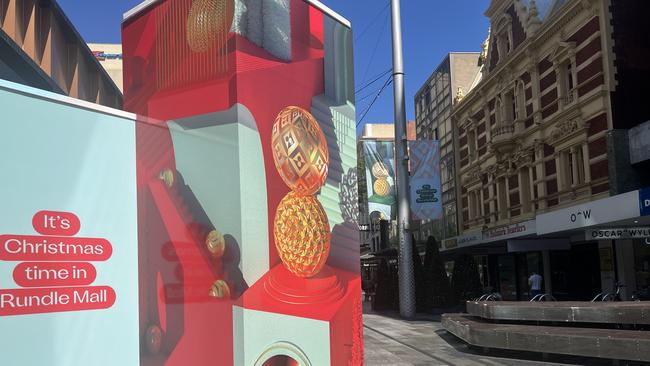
145, 325, 163, 355
159, 169, 174, 188
208, 279, 231, 299
205, 229, 225, 258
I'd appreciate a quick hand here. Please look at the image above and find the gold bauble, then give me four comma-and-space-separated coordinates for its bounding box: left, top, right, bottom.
373, 178, 391, 197
208, 279, 231, 299
274, 191, 331, 278
159, 168, 174, 188
271, 106, 329, 195
186, 0, 234, 53
145, 325, 162, 355
205, 229, 225, 258
371, 161, 389, 179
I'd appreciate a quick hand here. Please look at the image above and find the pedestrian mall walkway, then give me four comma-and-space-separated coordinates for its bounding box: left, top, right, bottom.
363, 307, 643, 366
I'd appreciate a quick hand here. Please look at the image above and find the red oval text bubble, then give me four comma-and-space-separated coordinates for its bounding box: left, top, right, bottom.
0, 235, 112, 261
13, 262, 97, 287
0, 286, 116, 316
32, 211, 80, 236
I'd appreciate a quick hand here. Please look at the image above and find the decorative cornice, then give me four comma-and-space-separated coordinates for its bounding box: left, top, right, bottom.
547, 118, 586, 145
452, 0, 584, 116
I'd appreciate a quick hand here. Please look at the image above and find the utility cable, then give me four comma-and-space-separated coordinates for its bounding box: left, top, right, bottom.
353, 1, 390, 42
355, 68, 392, 94
358, 7, 390, 87
357, 76, 393, 127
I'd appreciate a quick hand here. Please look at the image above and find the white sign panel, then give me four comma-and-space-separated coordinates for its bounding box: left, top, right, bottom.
0, 82, 139, 365
483, 220, 536, 243
586, 227, 650, 240
537, 190, 641, 235
457, 230, 483, 248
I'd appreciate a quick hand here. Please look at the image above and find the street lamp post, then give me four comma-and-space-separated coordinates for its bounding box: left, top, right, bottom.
390, 0, 416, 318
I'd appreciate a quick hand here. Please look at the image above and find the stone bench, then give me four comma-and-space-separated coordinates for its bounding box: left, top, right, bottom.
466, 301, 650, 325
443, 313, 650, 362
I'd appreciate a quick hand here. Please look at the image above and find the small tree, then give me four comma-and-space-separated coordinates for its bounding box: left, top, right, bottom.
422, 236, 452, 309
451, 254, 483, 303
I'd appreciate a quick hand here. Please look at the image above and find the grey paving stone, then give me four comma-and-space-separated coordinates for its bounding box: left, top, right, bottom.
362, 303, 637, 366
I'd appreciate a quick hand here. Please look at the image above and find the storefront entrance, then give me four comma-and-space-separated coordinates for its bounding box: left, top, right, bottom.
495, 252, 543, 301
550, 243, 602, 301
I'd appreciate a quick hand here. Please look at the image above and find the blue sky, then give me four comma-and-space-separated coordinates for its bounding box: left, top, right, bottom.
58, 0, 490, 130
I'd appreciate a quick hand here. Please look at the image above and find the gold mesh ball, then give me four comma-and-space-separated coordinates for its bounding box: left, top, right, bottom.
371, 161, 389, 179
373, 178, 391, 197
274, 191, 331, 278
186, 0, 234, 53
272, 106, 329, 195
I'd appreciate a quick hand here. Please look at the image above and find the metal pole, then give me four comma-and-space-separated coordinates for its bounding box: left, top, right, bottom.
390, 0, 415, 318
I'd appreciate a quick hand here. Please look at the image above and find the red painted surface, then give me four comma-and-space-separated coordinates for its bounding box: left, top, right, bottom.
0, 234, 112, 261
13, 262, 97, 287
0, 286, 115, 316
122, 1, 361, 364
32, 210, 81, 236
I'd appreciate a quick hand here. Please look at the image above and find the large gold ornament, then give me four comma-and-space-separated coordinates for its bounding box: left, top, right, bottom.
274, 191, 331, 278
186, 0, 234, 53
271, 106, 329, 196
373, 178, 391, 197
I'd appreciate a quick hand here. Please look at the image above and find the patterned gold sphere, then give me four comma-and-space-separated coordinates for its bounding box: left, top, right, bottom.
272, 106, 329, 195
274, 191, 331, 278
371, 161, 389, 179
186, 0, 234, 53
373, 178, 391, 197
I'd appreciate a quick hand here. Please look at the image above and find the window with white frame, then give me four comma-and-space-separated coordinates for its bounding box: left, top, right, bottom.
494, 16, 513, 63
467, 128, 478, 160
559, 60, 577, 104
560, 146, 585, 189
515, 80, 526, 120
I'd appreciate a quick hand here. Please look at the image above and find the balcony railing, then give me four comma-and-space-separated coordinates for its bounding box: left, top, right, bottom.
491, 123, 516, 153
562, 89, 577, 107
492, 124, 515, 138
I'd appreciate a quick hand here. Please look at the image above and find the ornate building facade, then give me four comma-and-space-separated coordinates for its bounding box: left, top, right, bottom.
455, 0, 613, 232
448, 0, 650, 301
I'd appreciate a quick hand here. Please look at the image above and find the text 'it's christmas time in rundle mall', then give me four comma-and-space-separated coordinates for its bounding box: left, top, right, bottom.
0, 211, 115, 316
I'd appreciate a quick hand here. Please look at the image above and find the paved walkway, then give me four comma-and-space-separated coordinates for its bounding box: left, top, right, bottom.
363, 309, 624, 366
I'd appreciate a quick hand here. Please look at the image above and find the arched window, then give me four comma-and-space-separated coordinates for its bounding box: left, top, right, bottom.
494, 15, 513, 63
515, 80, 526, 120
495, 97, 504, 125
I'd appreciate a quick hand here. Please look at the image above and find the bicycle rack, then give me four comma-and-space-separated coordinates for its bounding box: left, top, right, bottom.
531, 294, 557, 302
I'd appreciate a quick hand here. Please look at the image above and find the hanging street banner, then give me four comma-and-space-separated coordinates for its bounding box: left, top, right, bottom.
363, 141, 396, 220
408, 140, 442, 220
